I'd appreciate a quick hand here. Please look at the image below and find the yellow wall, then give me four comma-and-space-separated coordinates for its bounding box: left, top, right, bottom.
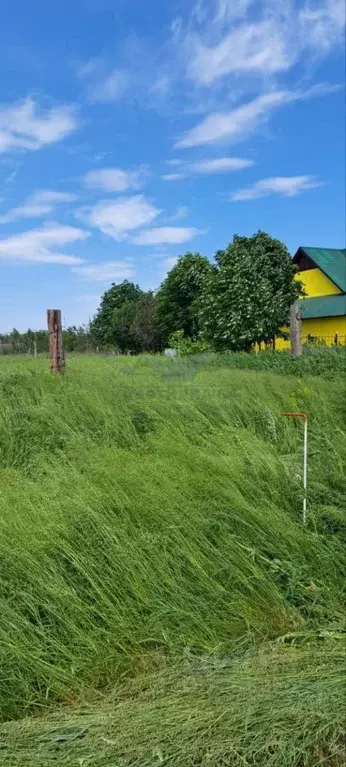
301, 316, 346, 342
275, 265, 345, 349
296, 268, 341, 297
276, 316, 346, 349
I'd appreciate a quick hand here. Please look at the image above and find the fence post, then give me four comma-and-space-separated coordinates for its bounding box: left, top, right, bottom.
290, 301, 302, 357
47, 309, 65, 374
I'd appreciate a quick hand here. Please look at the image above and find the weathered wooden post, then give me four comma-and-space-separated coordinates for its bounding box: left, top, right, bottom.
290, 301, 302, 357
47, 309, 65, 374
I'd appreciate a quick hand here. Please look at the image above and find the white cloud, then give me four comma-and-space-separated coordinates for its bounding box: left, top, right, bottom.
232, 175, 323, 200
87, 69, 128, 103
150, 76, 171, 94
188, 20, 291, 85
72, 261, 135, 281
162, 156, 253, 180
0, 189, 77, 224
183, 0, 345, 86
163, 256, 179, 270
175, 91, 293, 148
162, 172, 186, 181
166, 158, 183, 166
175, 86, 339, 148
83, 166, 147, 192
299, 0, 345, 51
77, 58, 101, 79
79, 194, 160, 240
0, 97, 79, 154
132, 226, 203, 245
170, 205, 190, 220
0, 223, 88, 264
191, 156, 254, 172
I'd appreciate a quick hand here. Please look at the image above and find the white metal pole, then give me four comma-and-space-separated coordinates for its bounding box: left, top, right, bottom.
303, 417, 308, 525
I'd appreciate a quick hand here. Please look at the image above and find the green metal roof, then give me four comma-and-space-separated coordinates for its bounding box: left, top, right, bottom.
294, 247, 346, 292
299, 293, 346, 319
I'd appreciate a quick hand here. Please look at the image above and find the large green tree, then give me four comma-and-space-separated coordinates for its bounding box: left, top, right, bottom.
90, 281, 142, 348
111, 292, 163, 353
156, 253, 214, 344
199, 231, 301, 351
90, 282, 162, 353
130, 292, 163, 353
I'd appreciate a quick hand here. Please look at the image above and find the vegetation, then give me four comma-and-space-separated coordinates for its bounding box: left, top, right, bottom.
0, 350, 345, 764
2, 231, 308, 356
199, 232, 301, 350
156, 251, 214, 344
0, 325, 93, 355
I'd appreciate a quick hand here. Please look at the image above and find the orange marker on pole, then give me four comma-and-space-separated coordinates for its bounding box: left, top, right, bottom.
282, 412, 308, 525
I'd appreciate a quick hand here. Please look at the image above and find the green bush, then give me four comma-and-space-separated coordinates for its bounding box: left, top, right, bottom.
168, 329, 210, 356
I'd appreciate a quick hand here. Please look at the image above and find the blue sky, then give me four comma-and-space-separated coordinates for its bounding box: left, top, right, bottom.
0, 0, 345, 332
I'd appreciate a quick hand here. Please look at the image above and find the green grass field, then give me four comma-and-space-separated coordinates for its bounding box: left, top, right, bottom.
0, 351, 345, 765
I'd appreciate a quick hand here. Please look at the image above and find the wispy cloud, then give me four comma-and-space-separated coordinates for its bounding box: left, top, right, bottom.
162, 156, 254, 179
0, 97, 79, 154
0, 223, 88, 264
78, 57, 129, 103
162, 172, 187, 181
167, 205, 190, 221
132, 226, 203, 245
87, 69, 129, 103
0, 189, 77, 224
175, 85, 340, 148
72, 261, 135, 281
166, 158, 183, 166
181, 0, 345, 87
162, 256, 179, 270
78, 194, 160, 240
232, 175, 324, 200
188, 20, 291, 85
83, 166, 148, 192
192, 157, 254, 173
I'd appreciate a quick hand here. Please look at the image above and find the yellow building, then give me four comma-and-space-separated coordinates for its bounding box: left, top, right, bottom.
278, 247, 346, 348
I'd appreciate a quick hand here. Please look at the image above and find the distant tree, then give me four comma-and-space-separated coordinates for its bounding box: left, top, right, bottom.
90, 282, 162, 353
90, 281, 142, 348
63, 325, 92, 353
111, 292, 162, 354
199, 231, 301, 351
112, 299, 138, 353
131, 292, 163, 353
156, 253, 214, 344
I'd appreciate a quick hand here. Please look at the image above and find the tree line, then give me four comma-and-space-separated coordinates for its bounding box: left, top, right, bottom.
1, 232, 301, 356
90, 232, 300, 354
0, 326, 93, 354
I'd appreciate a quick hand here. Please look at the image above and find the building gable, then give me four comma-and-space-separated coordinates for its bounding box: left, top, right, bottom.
293, 247, 346, 293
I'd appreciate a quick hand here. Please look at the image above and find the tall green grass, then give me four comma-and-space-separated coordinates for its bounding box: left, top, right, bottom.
0, 352, 345, 764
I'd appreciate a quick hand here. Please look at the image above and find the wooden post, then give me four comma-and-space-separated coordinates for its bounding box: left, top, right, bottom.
290, 301, 302, 357
47, 309, 65, 373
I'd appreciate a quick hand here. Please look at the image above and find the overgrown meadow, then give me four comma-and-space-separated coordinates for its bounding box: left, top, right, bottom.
0, 349, 345, 766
